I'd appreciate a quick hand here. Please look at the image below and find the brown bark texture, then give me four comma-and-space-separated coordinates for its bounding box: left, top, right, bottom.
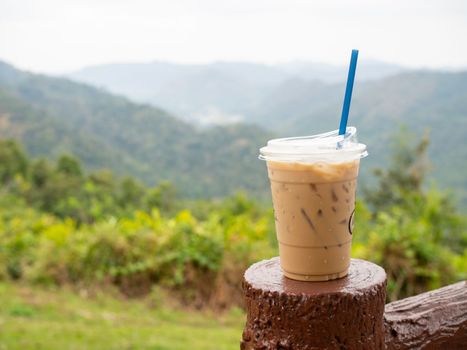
241, 257, 387, 350
384, 280, 467, 350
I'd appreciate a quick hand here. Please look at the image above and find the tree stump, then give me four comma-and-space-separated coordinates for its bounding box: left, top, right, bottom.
241, 257, 387, 350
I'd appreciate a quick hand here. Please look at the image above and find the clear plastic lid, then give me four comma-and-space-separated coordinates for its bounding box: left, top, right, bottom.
259, 126, 367, 163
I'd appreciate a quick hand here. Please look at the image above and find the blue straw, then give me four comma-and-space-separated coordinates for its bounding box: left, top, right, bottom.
339, 49, 359, 135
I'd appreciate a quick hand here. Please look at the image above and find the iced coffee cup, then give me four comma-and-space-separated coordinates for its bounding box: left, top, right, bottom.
259, 127, 367, 281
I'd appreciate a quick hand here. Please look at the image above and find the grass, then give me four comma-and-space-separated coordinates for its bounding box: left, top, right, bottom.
0, 283, 245, 350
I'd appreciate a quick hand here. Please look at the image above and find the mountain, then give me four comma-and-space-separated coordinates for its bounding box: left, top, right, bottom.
0, 60, 273, 198
277, 60, 404, 83
68, 60, 405, 125
250, 71, 467, 204
69, 60, 467, 206
2, 60, 466, 206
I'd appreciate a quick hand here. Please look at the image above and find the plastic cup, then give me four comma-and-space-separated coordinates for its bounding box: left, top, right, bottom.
259, 127, 367, 281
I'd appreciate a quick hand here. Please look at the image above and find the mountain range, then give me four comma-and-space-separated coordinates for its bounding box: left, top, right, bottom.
1, 59, 466, 207
0, 60, 272, 198
69, 60, 467, 206
69, 60, 405, 125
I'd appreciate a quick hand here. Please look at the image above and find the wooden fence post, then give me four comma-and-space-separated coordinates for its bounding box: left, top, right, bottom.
241, 257, 387, 349
240, 257, 467, 350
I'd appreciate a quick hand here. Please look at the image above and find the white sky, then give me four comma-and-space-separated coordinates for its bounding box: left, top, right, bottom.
0, 0, 466, 74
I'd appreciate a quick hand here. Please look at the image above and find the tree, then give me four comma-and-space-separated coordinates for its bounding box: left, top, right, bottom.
358, 129, 467, 300
364, 128, 430, 212
30, 159, 51, 188
144, 181, 178, 214
118, 177, 144, 210
0, 140, 28, 184
57, 155, 83, 177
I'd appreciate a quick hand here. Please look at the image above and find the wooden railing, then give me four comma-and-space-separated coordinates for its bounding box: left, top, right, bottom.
240, 257, 467, 350
384, 281, 467, 349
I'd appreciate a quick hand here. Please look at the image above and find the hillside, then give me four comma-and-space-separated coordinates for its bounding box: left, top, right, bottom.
0, 61, 272, 198
69, 60, 404, 125
68, 61, 467, 206
250, 71, 467, 203
1, 60, 466, 206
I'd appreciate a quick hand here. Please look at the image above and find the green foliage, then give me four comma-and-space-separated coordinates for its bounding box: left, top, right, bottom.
0, 202, 274, 305
364, 128, 430, 211
0, 145, 275, 304
353, 197, 466, 300
354, 131, 467, 300
57, 154, 83, 177
0, 139, 28, 184
0, 139, 180, 223
144, 181, 178, 214
0, 135, 465, 306
117, 177, 145, 210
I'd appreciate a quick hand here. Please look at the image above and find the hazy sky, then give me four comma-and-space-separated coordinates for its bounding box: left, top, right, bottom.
1, 0, 466, 74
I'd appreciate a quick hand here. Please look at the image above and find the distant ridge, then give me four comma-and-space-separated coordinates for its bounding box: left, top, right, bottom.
68, 60, 406, 125
0, 60, 273, 198
1, 60, 466, 206
69, 60, 467, 206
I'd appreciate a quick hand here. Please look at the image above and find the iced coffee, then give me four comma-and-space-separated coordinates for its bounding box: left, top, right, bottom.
260, 127, 367, 281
